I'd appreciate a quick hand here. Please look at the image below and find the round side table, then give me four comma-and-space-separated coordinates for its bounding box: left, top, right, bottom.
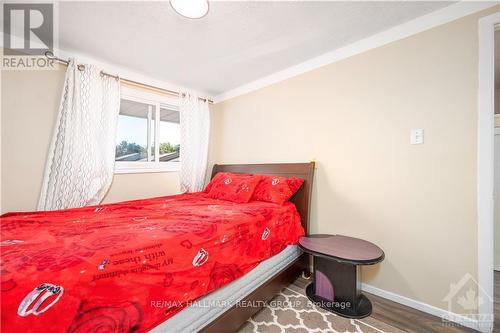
299, 234, 384, 319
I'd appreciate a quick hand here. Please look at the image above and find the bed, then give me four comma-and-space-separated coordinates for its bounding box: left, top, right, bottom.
0, 162, 314, 333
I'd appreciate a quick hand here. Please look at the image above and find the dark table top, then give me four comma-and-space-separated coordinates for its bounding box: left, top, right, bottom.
299, 234, 384, 265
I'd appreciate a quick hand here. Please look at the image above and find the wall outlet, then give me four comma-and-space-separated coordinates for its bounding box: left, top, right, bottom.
411, 129, 424, 145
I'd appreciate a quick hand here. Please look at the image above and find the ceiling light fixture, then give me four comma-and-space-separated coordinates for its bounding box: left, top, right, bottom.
170, 0, 209, 19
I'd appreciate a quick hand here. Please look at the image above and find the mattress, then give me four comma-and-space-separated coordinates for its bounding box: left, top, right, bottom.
151, 245, 302, 333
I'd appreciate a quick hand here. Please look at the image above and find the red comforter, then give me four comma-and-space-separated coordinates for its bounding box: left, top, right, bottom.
0, 193, 304, 332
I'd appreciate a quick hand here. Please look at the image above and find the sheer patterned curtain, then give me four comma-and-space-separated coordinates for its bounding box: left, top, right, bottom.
179, 92, 210, 192
38, 59, 121, 211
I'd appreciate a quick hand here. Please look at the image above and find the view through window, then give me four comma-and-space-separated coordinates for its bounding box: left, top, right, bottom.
115, 98, 180, 166
158, 107, 180, 162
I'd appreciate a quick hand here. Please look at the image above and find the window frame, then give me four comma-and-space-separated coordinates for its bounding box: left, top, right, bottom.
114, 86, 181, 174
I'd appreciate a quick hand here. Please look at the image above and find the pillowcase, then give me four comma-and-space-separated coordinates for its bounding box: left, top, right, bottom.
205, 172, 262, 203
251, 175, 304, 205
203, 172, 224, 193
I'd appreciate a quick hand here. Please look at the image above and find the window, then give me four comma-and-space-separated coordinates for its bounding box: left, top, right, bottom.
114, 88, 180, 173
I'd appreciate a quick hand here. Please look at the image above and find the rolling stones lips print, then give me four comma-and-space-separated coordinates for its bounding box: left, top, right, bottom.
98, 259, 110, 270
262, 227, 270, 240
192, 248, 209, 267
17, 283, 63, 317
0, 192, 304, 332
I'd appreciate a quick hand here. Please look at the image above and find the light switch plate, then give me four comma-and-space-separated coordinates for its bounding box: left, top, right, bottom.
411, 129, 424, 145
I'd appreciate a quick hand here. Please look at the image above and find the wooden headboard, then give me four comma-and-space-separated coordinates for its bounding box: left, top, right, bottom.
211, 162, 315, 235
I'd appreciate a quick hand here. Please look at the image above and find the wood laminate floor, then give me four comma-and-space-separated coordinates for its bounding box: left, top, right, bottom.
293, 274, 500, 333
366, 291, 481, 333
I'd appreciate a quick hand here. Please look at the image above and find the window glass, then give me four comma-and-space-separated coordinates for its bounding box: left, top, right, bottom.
115, 99, 155, 162
159, 107, 180, 163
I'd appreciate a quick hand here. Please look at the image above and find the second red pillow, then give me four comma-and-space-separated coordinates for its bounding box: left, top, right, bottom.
251, 175, 304, 205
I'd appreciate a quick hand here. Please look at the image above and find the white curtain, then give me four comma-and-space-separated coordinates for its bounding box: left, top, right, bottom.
179, 92, 210, 192
38, 59, 121, 211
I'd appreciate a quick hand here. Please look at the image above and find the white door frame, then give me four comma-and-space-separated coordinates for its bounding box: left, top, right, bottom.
478, 12, 500, 333
495, 125, 500, 272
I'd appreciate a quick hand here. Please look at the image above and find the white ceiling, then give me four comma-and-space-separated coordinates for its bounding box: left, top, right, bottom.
58, 1, 454, 96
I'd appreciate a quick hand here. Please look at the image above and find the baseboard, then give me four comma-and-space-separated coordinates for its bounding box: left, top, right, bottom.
361, 283, 480, 332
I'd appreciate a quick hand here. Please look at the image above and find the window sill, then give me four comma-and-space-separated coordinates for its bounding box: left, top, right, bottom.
114, 163, 180, 174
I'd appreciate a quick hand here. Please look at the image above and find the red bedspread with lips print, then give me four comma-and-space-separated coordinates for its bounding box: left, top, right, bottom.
0, 193, 304, 333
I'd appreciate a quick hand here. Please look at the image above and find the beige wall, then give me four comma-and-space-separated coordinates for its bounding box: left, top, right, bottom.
496, 88, 500, 114
1, 67, 180, 213
102, 172, 180, 204
495, 88, 500, 114
210, 7, 499, 311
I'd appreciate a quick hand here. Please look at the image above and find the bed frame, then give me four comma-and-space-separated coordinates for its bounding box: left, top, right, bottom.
199, 162, 315, 333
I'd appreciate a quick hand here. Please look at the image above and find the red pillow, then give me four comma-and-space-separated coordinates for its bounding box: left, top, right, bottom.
205, 172, 262, 203
251, 176, 304, 205
203, 172, 224, 193
287, 177, 304, 194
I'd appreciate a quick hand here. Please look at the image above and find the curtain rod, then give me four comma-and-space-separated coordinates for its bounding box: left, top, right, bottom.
44, 51, 213, 104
